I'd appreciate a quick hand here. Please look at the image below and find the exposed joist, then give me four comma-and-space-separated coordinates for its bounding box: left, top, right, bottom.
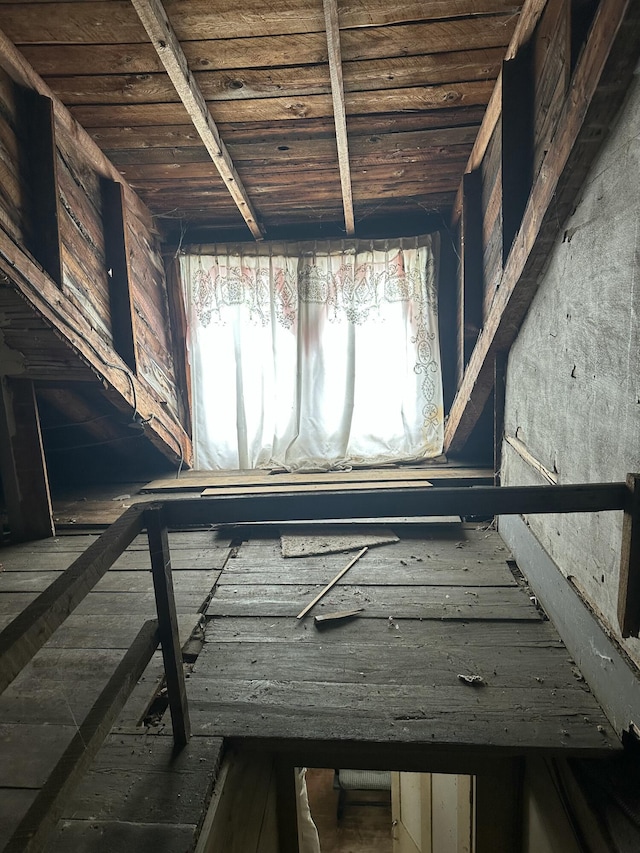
162, 482, 628, 529
130, 0, 264, 240
445, 0, 640, 453
322, 0, 355, 236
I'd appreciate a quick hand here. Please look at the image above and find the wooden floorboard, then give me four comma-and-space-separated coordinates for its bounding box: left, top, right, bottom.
0, 511, 623, 849
51, 732, 223, 825
191, 526, 620, 762
0, 531, 229, 851
207, 584, 537, 619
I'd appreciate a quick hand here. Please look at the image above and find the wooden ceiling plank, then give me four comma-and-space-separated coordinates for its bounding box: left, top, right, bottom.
116, 145, 473, 181
42, 48, 505, 106
14, 16, 517, 71
88, 107, 486, 151
0, 2, 522, 45
107, 129, 477, 168
444, 0, 640, 453
69, 80, 494, 126
30, 49, 505, 91
129, 0, 264, 240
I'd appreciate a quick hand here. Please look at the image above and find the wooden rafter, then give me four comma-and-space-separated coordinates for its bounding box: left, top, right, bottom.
323, 0, 355, 236
445, 0, 640, 454
130, 0, 264, 240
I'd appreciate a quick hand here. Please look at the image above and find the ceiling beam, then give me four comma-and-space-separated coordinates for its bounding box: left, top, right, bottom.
323, 0, 355, 236
444, 0, 640, 454
130, 0, 264, 240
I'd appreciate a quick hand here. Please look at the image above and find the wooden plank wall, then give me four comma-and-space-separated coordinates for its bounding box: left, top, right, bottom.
453, 0, 579, 444
0, 66, 27, 245
0, 53, 183, 426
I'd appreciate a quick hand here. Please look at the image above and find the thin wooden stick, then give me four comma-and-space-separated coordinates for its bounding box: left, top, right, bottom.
296, 547, 368, 619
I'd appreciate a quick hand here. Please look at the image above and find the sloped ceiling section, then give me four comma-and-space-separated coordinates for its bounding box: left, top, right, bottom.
0, 0, 522, 241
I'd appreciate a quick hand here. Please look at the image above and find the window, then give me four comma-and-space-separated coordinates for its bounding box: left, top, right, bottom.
181, 236, 443, 470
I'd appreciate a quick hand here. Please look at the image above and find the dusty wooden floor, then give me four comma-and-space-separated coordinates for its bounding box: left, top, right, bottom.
189, 523, 620, 763
0, 530, 230, 852
0, 518, 622, 852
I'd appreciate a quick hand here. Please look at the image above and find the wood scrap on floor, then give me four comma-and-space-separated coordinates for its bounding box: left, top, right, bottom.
314, 608, 364, 628
296, 547, 368, 620
141, 465, 493, 493
281, 526, 398, 558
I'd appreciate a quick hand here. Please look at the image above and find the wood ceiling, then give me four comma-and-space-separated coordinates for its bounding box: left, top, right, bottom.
0, 1, 523, 242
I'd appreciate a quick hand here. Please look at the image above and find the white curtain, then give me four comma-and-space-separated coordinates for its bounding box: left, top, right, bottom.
180, 236, 443, 471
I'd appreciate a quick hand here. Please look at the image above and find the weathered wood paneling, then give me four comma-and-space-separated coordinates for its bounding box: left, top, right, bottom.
0, 27, 191, 464
1, 4, 519, 46
45, 50, 505, 106
0, 67, 28, 243
56, 138, 113, 344
445, 0, 640, 453
125, 204, 181, 415
480, 115, 503, 315
0, 0, 516, 237
189, 526, 619, 759
532, 0, 570, 180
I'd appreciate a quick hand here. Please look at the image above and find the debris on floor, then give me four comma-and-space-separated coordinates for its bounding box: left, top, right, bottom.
281, 525, 398, 558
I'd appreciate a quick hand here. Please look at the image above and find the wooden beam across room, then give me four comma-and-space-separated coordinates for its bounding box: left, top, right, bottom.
322, 0, 355, 235
161, 481, 629, 529
130, 0, 264, 240
445, 0, 640, 453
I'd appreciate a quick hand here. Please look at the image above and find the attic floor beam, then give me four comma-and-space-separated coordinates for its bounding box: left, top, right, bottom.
130, 0, 263, 240
445, 0, 640, 454
0, 377, 54, 541
322, 0, 355, 236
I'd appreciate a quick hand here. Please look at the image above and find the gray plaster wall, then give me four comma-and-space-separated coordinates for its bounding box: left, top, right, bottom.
501, 72, 640, 665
